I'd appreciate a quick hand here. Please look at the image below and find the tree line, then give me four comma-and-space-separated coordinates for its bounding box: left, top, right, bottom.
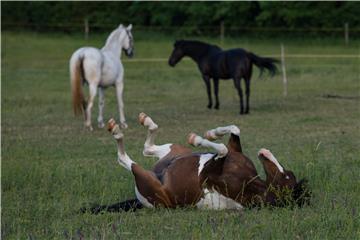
2, 1, 359, 34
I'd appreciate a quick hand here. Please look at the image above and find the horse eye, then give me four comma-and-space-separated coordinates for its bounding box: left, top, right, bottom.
285, 175, 290, 180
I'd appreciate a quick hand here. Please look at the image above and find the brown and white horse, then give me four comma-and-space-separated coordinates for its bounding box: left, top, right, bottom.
87, 113, 310, 213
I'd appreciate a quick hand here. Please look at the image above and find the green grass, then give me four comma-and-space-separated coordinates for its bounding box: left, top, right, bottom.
2, 31, 360, 239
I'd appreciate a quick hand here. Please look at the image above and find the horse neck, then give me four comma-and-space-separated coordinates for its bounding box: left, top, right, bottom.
183, 42, 212, 63
102, 29, 125, 57
263, 184, 293, 207
246, 178, 281, 207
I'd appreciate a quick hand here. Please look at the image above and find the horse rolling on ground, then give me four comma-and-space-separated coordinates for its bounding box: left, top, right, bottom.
168, 40, 279, 115
70, 24, 134, 130
84, 113, 310, 214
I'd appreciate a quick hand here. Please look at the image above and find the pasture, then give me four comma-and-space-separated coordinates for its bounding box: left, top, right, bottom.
2, 31, 360, 239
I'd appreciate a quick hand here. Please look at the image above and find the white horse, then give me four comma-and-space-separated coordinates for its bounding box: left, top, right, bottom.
70, 24, 133, 130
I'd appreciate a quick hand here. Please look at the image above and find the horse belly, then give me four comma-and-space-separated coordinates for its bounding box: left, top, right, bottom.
209, 66, 231, 80
152, 144, 192, 179
162, 156, 203, 206
99, 58, 123, 87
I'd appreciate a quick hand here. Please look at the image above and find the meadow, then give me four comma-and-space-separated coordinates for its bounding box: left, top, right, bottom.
2, 31, 360, 239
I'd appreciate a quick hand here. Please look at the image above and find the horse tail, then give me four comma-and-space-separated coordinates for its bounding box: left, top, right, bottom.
69, 51, 86, 115
79, 198, 143, 214
247, 52, 279, 77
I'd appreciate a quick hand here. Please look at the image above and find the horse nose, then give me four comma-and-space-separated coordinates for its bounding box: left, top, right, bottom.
127, 49, 134, 58
168, 58, 174, 67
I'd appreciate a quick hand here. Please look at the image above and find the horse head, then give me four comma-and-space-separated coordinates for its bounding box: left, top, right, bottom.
168, 40, 186, 67
258, 149, 311, 207
119, 24, 134, 58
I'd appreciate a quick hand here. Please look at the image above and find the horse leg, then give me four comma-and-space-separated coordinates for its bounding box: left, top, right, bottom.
188, 133, 228, 159
204, 125, 242, 153
138, 112, 173, 159
84, 83, 98, 131
213, 78, 220, 109
115, 77, 127, 129
108, 119, 173, 208
202, 75, 213, 109
97, 87, 105, 128
233, 78, 244, 114
244, 78, 250, 114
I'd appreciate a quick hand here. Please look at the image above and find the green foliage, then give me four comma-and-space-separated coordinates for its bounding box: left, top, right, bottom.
2, 2, 360, 34
257, 2, 360, 28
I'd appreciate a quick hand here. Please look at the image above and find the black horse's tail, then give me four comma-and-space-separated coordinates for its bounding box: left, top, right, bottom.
247, 52, 279, 77
80, 198, 143, 214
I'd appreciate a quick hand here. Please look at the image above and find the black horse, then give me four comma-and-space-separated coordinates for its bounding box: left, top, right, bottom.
168, 40, 279, 114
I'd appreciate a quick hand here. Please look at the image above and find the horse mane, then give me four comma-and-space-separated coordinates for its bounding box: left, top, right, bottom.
175, 40, 222, 61
292, 178, 312, 207
105, 29, 120, 43
103, 27, 124, 51
176, 40, 221, 49
263, 178, 311, 208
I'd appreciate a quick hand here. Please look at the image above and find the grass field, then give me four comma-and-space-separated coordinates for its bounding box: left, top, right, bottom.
2, 31, 360, 239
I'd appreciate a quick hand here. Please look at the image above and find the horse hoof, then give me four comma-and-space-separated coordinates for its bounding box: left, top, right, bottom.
108, 119, 123, 139
207, 105, 212, 109
188, 133, 202, 146
120, 122, 128, 129
187, 133, 197, 146
138, 113, 158, 131
138, 112, 148, 125
98, 122, 105, 128
107, 119, 117, 132
204, 130, 218, 141
85, 125, 94, 131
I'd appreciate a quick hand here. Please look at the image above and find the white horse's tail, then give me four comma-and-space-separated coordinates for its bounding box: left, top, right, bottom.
70, 51, 86, 115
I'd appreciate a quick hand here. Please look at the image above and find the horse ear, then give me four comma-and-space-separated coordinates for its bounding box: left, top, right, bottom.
127, 24, 133, 31
118, 24, 124, 29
